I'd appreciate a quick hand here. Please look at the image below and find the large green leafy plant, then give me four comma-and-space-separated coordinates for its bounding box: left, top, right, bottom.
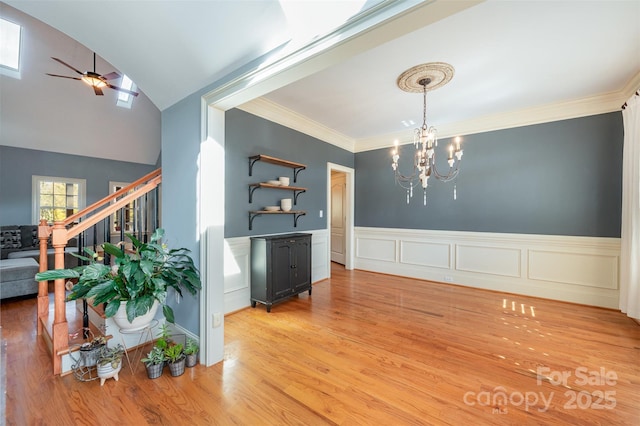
35, 228, 201, 324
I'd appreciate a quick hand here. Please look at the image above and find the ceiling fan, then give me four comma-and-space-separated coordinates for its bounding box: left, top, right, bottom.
46, 52, 139, 97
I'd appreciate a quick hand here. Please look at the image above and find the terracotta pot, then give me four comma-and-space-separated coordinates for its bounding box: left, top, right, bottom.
112, 300, 159, 331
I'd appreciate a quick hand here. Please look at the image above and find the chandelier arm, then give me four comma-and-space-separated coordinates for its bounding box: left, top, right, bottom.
394, 178, 421, 189
393, 170, 420, 181
394, 178, 421, 191
429, 159, 460, 182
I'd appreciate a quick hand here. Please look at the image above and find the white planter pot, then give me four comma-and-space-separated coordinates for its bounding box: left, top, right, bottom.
97, 360, 122, 386
112, 300, 159, 331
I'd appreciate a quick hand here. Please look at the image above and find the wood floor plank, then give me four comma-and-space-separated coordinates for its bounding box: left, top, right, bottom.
2, 263, 639, 425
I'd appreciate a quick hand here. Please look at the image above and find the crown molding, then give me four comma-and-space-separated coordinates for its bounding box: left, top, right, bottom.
354, 78, 639, 152
622, 70, 640, 101
240, 70, 640, 154
238, 98, 356, 152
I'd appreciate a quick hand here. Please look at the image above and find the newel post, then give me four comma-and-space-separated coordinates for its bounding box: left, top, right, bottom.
36, 220, 51, 335
50, 221, 69, 375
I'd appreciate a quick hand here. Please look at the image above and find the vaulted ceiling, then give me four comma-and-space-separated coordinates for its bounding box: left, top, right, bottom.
3, 0, 639, 161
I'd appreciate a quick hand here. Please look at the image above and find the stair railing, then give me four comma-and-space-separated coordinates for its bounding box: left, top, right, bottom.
37, 168, 161, 375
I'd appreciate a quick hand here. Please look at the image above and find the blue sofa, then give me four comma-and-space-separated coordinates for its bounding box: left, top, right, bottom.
0, 258, 39, 299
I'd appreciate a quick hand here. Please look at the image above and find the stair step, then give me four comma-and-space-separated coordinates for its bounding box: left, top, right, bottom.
40, 296, 113, 375
56, 334, 113, 357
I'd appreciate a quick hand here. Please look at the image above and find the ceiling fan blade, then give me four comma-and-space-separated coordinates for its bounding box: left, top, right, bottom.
107, 84, 139, 97
102, 72, 120, 81
93, 86, 104, 96
46, 73, 82, 80
51, 57, 84, 75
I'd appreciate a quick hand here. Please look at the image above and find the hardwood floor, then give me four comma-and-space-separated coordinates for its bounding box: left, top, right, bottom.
2, 263, 639, 425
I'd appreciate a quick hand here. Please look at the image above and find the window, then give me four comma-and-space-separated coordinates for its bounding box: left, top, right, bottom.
110, 181, 135, 232
116, 75, 137, 109
0, 17, 22, 78
32, 176, 86, 224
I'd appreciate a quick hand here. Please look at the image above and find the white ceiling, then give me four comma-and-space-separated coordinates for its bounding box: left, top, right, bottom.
3, 0, 640, 157
265, 1, 640, 144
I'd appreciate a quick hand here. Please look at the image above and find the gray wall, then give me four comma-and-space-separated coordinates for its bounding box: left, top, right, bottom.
160, 104, 354, 334
160, 92, 203, 334
355, 112, 623, 237
225, 109, 354, 238
0, 145, 156, 226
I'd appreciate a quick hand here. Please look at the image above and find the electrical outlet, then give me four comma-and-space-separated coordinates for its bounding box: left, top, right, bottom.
444, 275, 454, 282
319, 210, 323, 218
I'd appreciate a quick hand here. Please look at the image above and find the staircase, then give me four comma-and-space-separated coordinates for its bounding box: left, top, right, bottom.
37, 169, 161, 375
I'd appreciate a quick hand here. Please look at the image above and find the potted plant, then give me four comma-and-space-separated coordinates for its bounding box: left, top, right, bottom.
184, 338, 199, 368
96, 344, 125, 386
165, 343, 185, 377
141, 345, 166, 379
78, 335, 107, 367
155, 323, 173, 351
35, 228, 201, 330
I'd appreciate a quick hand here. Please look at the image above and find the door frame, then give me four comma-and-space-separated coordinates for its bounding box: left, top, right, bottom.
326, 163, 354, 277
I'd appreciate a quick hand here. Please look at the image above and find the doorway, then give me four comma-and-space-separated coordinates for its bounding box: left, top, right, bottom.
330, 171, 346, 265
326, 163, 354, 277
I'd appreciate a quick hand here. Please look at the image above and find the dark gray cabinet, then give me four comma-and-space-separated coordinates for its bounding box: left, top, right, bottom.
250, 233, 312, 312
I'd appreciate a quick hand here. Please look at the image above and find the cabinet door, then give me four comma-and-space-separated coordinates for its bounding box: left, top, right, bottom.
290, 238, 311, 293
271, 241, 294, 300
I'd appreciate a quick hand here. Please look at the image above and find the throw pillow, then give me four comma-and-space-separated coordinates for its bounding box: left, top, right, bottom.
0, 226, 21, 249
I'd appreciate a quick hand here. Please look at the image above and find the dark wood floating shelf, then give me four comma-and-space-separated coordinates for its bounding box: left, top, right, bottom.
249, 210, 306, 230
248, 154, 306, 183
248, 183, 307, 204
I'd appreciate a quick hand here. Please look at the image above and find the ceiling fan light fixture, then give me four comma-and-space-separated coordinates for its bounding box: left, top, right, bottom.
81, 73, 106, 88
47, 54, 139, 99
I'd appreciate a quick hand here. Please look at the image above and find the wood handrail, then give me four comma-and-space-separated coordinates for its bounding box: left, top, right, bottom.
63, 168, 161, 226
64, 175, 161, 241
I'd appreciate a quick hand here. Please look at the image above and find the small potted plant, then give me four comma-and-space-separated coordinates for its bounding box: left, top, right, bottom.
165, 343, 185, 377
184, 338, 199, 368
79, 335, 107, 367
96, 344, 125, 386
155, 324, 173, 351
141, 345, 166, 379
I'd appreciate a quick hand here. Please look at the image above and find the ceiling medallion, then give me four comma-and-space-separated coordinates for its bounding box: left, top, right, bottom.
396, 62, 455, 93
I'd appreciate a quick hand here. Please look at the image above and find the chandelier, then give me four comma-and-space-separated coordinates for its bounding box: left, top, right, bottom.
391, 63, 463, 205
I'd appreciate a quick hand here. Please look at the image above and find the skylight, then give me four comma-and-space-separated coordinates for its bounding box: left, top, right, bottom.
279, 0, 369, 45
0, 17, 21, 76
116, 74, 136, 109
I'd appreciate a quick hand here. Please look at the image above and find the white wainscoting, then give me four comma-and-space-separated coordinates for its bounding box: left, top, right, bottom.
223, 229, 329, 314
354, 227, 621, 309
